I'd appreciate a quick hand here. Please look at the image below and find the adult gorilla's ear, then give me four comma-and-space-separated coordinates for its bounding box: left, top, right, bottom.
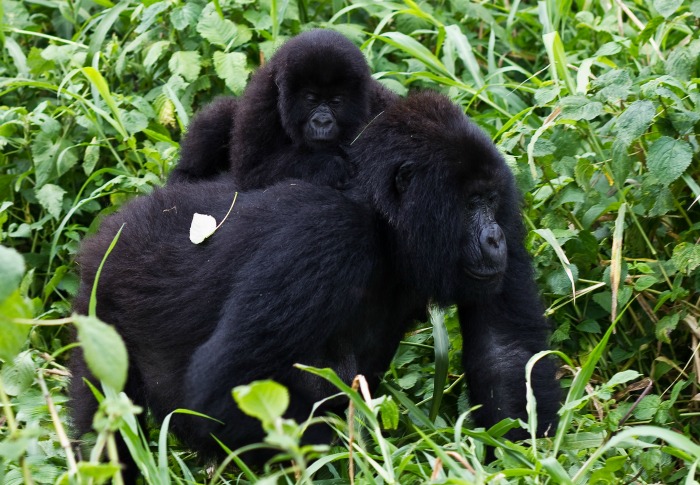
395, 161, 416, 194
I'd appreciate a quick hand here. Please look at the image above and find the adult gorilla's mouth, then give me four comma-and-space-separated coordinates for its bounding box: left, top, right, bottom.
463, 267, 503, 281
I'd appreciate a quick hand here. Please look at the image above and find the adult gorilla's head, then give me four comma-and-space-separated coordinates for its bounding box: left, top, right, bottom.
273, 30, 373, 148
350, 91, 518, 303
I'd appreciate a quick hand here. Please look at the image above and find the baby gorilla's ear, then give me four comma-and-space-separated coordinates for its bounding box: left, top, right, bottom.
394, 161, 416, 194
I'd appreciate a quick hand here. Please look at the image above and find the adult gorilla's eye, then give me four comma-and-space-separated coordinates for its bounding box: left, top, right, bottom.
395, 161, 415, 193
330, 96, 343, 106
305, 93, 318, 104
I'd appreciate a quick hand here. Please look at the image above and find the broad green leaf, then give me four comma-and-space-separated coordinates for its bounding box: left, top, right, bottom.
143, 40, 171, 72
1, 351, 35, 396
233, 380, 289, 426
379, 397, 399, 430
605, 370, 641, 388
83, 138, 100, 175
35, 183, 66, 220
647, 136, 693, 185
614, 100, 655, 147
656, 314, 680, 344
0, 291, 32, 361
672, 243, 700, 274
633, 394, 662, 420
197, 5, 238, 47
559, 96, 603, 121
634, 275, 658, 291
122, 110, 149, 135
171, 3, 203, 30
653, 0, 683, 18
73, 314, 128, 392
213, 51, 250, 95
169, 51, 202, 83
0, 246, 25, 302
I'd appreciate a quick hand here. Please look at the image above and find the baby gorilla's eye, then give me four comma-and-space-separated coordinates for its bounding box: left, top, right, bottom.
305, 93, 318, 104
329, 96, 343, 106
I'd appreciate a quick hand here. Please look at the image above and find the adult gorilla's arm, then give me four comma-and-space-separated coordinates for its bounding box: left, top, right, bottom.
458, 194, 560, 440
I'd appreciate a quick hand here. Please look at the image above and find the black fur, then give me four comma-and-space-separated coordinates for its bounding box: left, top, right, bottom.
168, 97, 238, 183
167, 29, 397, 188
70, 92, 558, 468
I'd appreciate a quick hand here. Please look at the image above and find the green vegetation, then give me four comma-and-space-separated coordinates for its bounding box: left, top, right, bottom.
1, 0, 699, 483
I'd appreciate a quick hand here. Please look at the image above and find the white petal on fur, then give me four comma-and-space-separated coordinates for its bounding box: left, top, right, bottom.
189, 213, 217, 244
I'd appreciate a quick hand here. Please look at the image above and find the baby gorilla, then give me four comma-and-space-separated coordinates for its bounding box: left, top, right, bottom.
169, 29, 397, 188
70, 92, 558, 467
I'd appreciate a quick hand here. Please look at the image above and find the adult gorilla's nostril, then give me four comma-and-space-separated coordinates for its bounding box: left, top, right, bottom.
479, 224, 506, 263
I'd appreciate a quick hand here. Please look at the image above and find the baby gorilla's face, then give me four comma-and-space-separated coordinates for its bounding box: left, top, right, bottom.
301, 90, 343, 146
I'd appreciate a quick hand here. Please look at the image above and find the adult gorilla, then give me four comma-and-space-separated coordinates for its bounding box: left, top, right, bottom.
169, 29, 397, 188
70, 92, 558, 467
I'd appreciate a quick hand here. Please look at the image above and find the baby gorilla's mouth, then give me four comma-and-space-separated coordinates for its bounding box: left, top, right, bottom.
308, 127, 339, 142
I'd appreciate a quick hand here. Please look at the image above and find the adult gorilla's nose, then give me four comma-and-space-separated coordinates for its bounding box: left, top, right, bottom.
479, 223, 507, 265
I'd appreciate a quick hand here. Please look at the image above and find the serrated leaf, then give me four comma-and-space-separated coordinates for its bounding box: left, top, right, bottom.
169, 51, 202, 82
213, 51, 250, 95
189, 213, 217, 244
122, 111, 149, 135
233, 380, 289, 427
73, 314, 128, 392
35, 183, 66, 220
197, 5, 238, 47
143, 40, 170, 71
672, 243, 700, 274
559, 96, 603, 121
379, 397, 399, 430
656, 314, 680, 343
647, 136, 693, 185
0, 246, 25, 302
1, 351, 35, 396
534, 85, 560, 105
0, 291, 32, 361
170, 3, 203, 30
614, 100, 656, 148
633, 394, 662, 420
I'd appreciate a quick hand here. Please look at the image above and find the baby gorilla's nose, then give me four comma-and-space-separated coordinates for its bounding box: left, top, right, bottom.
311, 111, 333, 131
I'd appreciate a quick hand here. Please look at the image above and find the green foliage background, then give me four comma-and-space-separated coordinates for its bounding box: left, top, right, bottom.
0, 0, 699, 483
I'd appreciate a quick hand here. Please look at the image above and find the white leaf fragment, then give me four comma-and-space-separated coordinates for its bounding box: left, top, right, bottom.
189, 213, 217, 244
